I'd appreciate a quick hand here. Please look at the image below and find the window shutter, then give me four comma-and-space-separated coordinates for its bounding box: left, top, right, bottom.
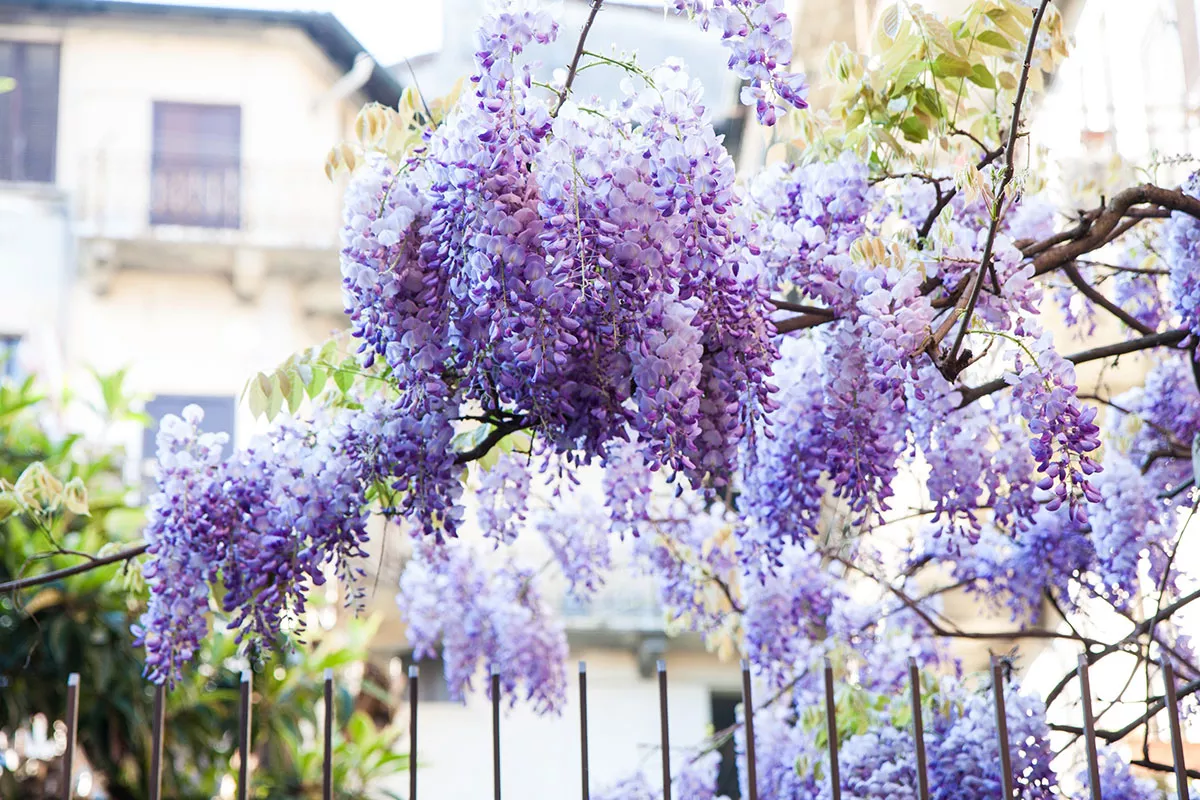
151, 102, 241, 227
0, 42, 17, 180
19, 43, 59, 182
0, 41, 60, 183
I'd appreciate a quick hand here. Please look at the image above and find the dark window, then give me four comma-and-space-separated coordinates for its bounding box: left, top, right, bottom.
0, 335, 21, 381
141, 394, 236, 462
0, 41, 60, 183
399, 653, 454, 703
712, 692, 742, 798
150, 102, 241, 228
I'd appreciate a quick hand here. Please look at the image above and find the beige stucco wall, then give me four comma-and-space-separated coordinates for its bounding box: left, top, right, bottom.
382, 647, 741, 799
0, 14, 357, 447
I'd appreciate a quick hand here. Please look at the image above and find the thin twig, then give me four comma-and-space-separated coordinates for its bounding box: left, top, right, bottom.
0, 543, 148, 593
1044, 587, 1200, 707
553, 0, 605, 117
945, 0, 1051, 370
958, 328, 1189, 407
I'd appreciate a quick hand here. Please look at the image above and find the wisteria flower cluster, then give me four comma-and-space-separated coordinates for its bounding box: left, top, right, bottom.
1161, 172, 1200, 348
340, 7, 778, 543
671, 0, 808, 125
127, 4, 1200, 798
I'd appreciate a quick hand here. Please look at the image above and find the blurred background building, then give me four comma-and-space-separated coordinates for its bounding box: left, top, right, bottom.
1, 0, 1198, 796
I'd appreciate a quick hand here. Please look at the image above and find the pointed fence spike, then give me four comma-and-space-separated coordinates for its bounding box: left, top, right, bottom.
1077, 653, 1102, 800
908, 658, 930, 800
824, 659, 841, 800
492, 665, 502, 800
62, 673, 80, 800
323, 669, 334, 800
237, 669, 253, 800
658, 659, 672, 800
991, 657, 1016, 800
580, 661, 590, 800
1163, 659, 1191, 800
409, 664, 419, 800
149, 682, 166, 800
741, 660, 759, 800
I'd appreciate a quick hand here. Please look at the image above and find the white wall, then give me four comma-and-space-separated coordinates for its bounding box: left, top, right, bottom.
0, 13, 360, 443
53, 19, 349, 248
388, 648, 740, 798
0, 186, 72, 342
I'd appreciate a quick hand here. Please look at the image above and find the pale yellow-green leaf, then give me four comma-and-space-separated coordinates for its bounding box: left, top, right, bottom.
913, 9, 960, 56
266, 376, 284, 420
332, 359, 356, 393
878, 3, 901, 39
893, 59, 927, 88
967, 62, 997, 89
997, 70, 1017, 90
975, 29, 1012, 51
477, 446, 501, 472
1026, 67, 1044, 94
989, 7, 1028, 42
0, 490, 18, 521
62, 477, 89, 516
285, 368, 306, 412
249, 372, 270, 418
15, 462, 62, 509
931, 52, 973, 79
0, 77, 15, 95
306, 366, 328, 398
276, 370, 293, 409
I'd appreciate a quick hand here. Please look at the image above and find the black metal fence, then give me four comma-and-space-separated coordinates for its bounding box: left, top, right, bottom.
49, 654, 1193, 800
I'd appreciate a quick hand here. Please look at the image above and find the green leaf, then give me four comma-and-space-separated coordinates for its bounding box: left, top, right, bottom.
931, 53, 972, 79
899, 115, 929, 142
249, 372, 270, 418
276, 371, 293, 409
0, 490, 18, 521
333, 359, 357, 393
450, 423, 494, 456
976, 29, 1011, 50
0, 77, 14, 95
284, 368, 305, 412
967, 62, 997, 89
893, 60, 927, 87
306, 366, 328, 398
266, 377, 284, 421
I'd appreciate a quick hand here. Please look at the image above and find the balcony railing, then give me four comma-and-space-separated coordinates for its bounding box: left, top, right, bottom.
149, 161, 240, 229
76, 150, 344, 252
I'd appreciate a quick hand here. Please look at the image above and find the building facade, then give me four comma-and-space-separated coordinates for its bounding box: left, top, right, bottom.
0, 0, 400, 460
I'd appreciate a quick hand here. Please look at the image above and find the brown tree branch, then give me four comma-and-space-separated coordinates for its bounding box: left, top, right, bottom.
1029, 185, 1200, 275
0, 543, 148, 594
452, 418, 531, 465
769, 298, 836, 316
774, 313, 836, 334
1062, 261, 1157, 335
958, 328, 1189, 407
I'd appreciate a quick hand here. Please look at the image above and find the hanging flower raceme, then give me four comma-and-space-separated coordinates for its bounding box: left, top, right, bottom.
1160, 171, 1200, 348
338, 20, 778, 539
397, 537, 568, 713
671, 0, 808, 125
